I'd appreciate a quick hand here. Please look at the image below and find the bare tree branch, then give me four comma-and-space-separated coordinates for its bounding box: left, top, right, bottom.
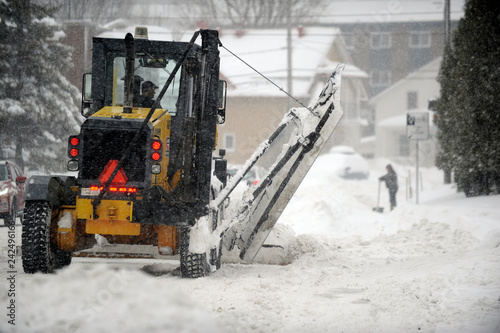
178, 0, 329, 29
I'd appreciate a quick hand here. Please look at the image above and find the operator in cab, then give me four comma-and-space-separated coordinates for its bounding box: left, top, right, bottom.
139, 80, 161, 108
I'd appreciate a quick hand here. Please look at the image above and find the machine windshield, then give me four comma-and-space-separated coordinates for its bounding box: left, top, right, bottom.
112, 54, 181, 115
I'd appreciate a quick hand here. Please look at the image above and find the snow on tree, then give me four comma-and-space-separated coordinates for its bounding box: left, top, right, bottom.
32, 0, 131, 25
436, 0, 500, 196
0, 0, 83, 172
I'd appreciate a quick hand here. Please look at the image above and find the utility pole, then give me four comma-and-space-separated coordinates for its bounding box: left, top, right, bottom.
444, 0, 451, 44
442, 0, 452, 184
286, 1, 293, 110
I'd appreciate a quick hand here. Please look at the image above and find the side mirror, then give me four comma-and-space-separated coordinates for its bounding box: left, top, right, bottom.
81, 73, 92, 117
217, 80, 227, 124
16, 176, 27, 184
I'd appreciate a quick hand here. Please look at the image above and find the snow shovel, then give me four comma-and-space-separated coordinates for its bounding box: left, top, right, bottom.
373, 180, 384, 213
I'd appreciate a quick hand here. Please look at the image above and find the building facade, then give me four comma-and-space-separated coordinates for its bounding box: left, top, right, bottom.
370, 57, 441, 166
317, 0, 464, 98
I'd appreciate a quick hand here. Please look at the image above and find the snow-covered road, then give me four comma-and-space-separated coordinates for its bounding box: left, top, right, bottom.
1, 157, 499, 333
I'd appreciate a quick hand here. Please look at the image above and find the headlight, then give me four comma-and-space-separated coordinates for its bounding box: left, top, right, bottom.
0, 188, 8, 196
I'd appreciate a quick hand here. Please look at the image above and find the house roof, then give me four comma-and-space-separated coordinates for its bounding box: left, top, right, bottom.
370, 57, 442, 104
218, 27, 342, 97
98, 26, 360, 98
319, 0, 465, 24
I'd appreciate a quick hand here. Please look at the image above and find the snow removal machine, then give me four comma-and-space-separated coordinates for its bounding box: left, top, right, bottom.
21, 27, 344, 278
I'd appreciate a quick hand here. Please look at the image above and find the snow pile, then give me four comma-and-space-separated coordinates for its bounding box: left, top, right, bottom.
4, 265, 220, 333
1, 156, 499, 333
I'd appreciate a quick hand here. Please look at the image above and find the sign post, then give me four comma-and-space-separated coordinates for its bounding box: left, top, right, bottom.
407, 112, 429, 204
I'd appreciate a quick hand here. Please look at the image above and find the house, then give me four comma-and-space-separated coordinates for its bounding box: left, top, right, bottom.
317, 0, 465, 97
217, 27, 368, 164
369, 57, 441, 166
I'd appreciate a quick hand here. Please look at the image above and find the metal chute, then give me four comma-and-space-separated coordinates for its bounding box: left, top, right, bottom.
217, 64, 344, 262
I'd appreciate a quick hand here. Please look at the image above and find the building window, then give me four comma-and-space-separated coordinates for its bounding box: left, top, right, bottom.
369, 70, 392, 87
370, 32, 391, 50
407, 91, 418, 110
409, 31, 431, 48
223, 133, 235, 152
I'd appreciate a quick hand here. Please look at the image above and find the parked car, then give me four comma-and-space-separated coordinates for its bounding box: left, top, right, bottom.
329, 146, 370, 180
227, 165, 268, 186
242, 166, 268, 186
0, 160, 27, 226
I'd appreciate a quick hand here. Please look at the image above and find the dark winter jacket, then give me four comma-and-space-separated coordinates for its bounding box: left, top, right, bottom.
379, 168, 398, 192
139, 95, 155, 108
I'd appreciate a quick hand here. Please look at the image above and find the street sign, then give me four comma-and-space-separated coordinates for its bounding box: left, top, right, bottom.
407, 112, 429, 140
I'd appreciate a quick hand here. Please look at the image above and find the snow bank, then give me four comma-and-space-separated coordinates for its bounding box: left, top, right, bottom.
1, 156, 499, 333
1, 265, 221, 333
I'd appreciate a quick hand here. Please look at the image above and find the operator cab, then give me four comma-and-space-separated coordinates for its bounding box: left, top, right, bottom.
81, 27, 200, 119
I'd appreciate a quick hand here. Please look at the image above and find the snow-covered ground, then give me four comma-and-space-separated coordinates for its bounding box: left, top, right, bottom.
1, 156, 499, 333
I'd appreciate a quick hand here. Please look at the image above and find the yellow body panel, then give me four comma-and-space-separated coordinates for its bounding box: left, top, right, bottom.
77, 197, 140, 236
86, 219, 140, 236
77, 197, 132, 220
156, 225, 178, 254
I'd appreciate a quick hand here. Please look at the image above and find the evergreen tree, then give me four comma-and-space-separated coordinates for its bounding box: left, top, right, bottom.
436, 0, 500, 196
0, 0, 82, 172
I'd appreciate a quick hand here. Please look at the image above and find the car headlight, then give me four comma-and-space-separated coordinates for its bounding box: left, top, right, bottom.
0, 188, 8, 196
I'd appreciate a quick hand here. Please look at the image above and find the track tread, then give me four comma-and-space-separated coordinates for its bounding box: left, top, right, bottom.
179, 227, 210, 278
21, 201, 72, 274
22, 202, 53, 274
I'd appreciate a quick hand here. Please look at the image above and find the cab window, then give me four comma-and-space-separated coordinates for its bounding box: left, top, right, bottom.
111, 55, 181, 115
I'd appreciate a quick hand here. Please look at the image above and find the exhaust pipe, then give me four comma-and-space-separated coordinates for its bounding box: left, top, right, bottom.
123, 33, 135, 113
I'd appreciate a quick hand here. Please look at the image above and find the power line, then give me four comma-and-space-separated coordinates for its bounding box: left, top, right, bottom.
220, 43, 311, 111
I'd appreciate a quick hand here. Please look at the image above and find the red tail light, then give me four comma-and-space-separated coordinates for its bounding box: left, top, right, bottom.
152, 141, 162, 150
152, 152, 161, 161
88, 185, 136, 194
68, 135, 80, 158
151, 139, 162, 162
115, 186, 137, 193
